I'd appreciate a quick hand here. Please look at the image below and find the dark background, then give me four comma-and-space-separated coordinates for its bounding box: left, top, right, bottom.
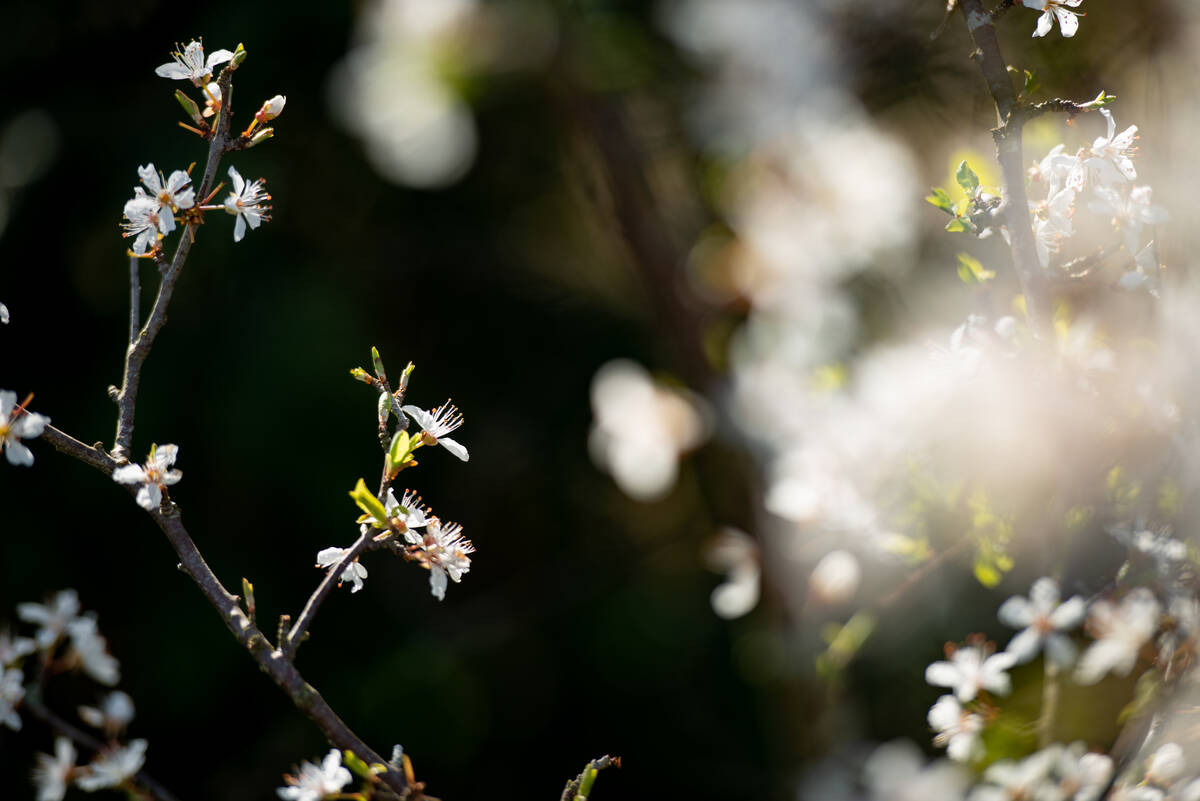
0, 0, 1187, 799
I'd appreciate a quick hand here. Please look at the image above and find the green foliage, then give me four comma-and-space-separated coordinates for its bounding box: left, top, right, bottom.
816, 612, 877, 679
926, 187, 955, 213
956, 252, 995, 284
968, 491, 1014, 588
955, 160, 980, 196
349, 478, 388, 525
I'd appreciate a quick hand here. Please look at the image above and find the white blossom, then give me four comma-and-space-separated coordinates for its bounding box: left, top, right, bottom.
75, 739, 147, 791
1051, 742, 1113, 801
413, 518, 474, 601
1145, 743, 1187, 788
809, 549, 860, 606
927, 695, 983, 762
78, 690, 135, 737
704, 528, 761, 619
969, 747, 1061, 801
1033, 187, 1076, 268
32, 737, 76, 801
1035, 144, 1083, 196
0, 301, 8, 323
154, 40, 233, 85
223, 166, 272, 243
0, 665, 23, 731
862, 740, 970, 801
112, 443, 182, 511
998, 577, 1087, 667
1022, 0, 1084, 38
1, 389, 50, 467
17, 589, 81, 649
66, 615, 120, 686
137, 163, 195, 234
121, 191, 162, 255
316, 547, 369, 593
0, 628, 36, 666
277, 749, 353, 801
1089, 185, 1169, 257
588, 359, 709, 501
257, 94, 287, 122
403, 400, 469, 461
1075, 588, 1161, 685
926, 642, 1016, 702
1090, 109, 1139, 182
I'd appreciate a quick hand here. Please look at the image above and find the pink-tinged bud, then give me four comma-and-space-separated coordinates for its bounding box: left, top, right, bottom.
809, 550, 861, 605
256, 95, 286, 123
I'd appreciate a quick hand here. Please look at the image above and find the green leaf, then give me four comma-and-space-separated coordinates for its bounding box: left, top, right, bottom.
174, 90, 202, 124
956, 252, 995, 284
389, 431, 412, 467
945, 217, 970, 233
955, 160, 980, 195
342, 749, 374, 780
925, 187, 955, 214
974, 559, 1003, 588
349, 366, 373, 384
1023, 69, 1040, 97
371, 346, 387, 380
349, 478, 388, 525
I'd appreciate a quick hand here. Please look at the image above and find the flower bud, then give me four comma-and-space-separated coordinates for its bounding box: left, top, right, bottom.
245, 127, 274, 149
256, 94, 286, 123
229, 43, 248, 70
174, 89, 204, 124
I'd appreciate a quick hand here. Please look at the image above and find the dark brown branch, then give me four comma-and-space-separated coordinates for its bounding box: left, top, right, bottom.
989, 0, 1018, 23
127, 256, 141, 345
283, 527, 374, 660
958, 0, 1049, 335
112, 67, 236, 461
39, 424, 410, 797
23, 696, 182, 801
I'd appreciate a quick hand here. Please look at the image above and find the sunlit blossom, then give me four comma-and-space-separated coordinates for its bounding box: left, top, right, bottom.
154, 40, 233, 85
927, 695, 983, 762
223, 166, 272, 243
277, 749, 352, 801
412, 517, 474, 601
78, 691, 135, 737
0, 665, 23, 731
998, 577, 1087, 667
315, 547, 369, 593
112, 443, 183, 511
17, 589, 80, 649
137, 163, 194, 234
1022, 0, 1084, 38
75, 739, 147, 791
403, 401, 469, 461
0, 389, 49, 467
121, 191, 161, 255
1075, 588, 1161, 685
926, 642, 1016, 702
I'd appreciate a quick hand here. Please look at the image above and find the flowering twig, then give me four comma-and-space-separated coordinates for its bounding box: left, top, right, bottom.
283, 526, 374, 660
559, 755, 620, 801
111, 66, 235, 461
959, 0, 1049, 335
38, 423, 411, 797
22, 695, 182, 801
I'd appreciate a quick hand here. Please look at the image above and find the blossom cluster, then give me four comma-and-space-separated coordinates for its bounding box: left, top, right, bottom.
2, 591, 149, 800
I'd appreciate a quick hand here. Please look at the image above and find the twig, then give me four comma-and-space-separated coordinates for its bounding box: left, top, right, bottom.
128, 255, 141, 344
39, 425, 411, 797
111, 67, 236, 461
284, 526, 374, 660
958, 0, 1050, 336
23, 696, 183, 801
1037, 659, 1060, 748
559, 755, 620, 801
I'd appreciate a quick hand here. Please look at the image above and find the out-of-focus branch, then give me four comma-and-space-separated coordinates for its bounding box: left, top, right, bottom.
958, 0, 1049, 336
112, 67, 236, 461
24, 696, 183, 801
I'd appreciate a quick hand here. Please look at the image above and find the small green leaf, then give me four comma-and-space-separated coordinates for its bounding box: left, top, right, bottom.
974, 559, 1003, 588
389, 431, 412, 466
925, 187, 955, 213
349, 478, 388, 524
955, 160, 980, 195
371, 346, 387, 380
229, 43, 248, 69
342, 750, 374, 780
377, 392, 392, 422
1023, 69, 1040, 97
945, 217, 970, 233
173, 90, 203, 124
956, 252, 995, 284
349, 367, 373, 384
241, 578, 255, 617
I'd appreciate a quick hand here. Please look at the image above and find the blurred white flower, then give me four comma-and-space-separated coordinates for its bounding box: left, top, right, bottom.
17, 589, 81, 649
1089, 185, 1169, 257
808, 549, 861, 606
1, 389, 50, 466
0, 301, 8, 323
0, 665, 23, 731
316, 547, 369, 593
1022, 0, 1083, 38
998, 577, 1087, 667
32, 737, 76, 801
277, 748, 353, 801
969, 747, 1061, 801
589, 359, 709, 502
78, 691, 136, 738
927, 695, 982, 763
113, 443, 182, 511
1075, 588, 1161, 685
154, 40, 233, 85
862, 740, 969, 801
66, 615, 120, 686
1145, 743, 1187, 788
704, 528, 760, 619
926, 642, 1016, 702
137, 164, 194, 235
1091, 109, 1139, 182
403, 400, 469, 461
75, 739, 147, 791
0, 628, 35, 666
1033, 187, 1075, 268
223, 166, 272, 243
1051, 742, 1113, 801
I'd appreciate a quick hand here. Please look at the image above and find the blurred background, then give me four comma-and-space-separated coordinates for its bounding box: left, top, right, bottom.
1, 0, 1197, 799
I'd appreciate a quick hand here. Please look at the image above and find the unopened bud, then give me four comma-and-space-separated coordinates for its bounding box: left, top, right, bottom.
174, 89, 204, 124
809, 550, 860, 605
350, 367, 373, 384
371, 346, 387, 380
256, 94, 286, 123
246, 127, 274, 148
229, 43, 248, 70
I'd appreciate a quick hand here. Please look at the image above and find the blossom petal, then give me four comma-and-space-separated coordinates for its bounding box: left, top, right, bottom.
4, 441, 34, 466
1033, 10, 1053, 37
1048, 596, 1087, 629
438, 436, 469, 462
1055, 7, 1079, 37
998, 596, 1034, 628
1005, 627, 1042, 663
925, 661, 961, 689
111, 465, 148, 485
135, 484, 162, 511
154, 63, 193, 80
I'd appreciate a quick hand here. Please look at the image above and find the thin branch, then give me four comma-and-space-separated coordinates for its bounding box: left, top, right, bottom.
284, 526, 375, 660
23, 696, 183, 801
112, 67, 236, 461
958, 0, 1050, 336
128, 255, 141, 344
1037, 659, 1060, 748
38, 425, 411, 798
989, 0, 1018, 23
